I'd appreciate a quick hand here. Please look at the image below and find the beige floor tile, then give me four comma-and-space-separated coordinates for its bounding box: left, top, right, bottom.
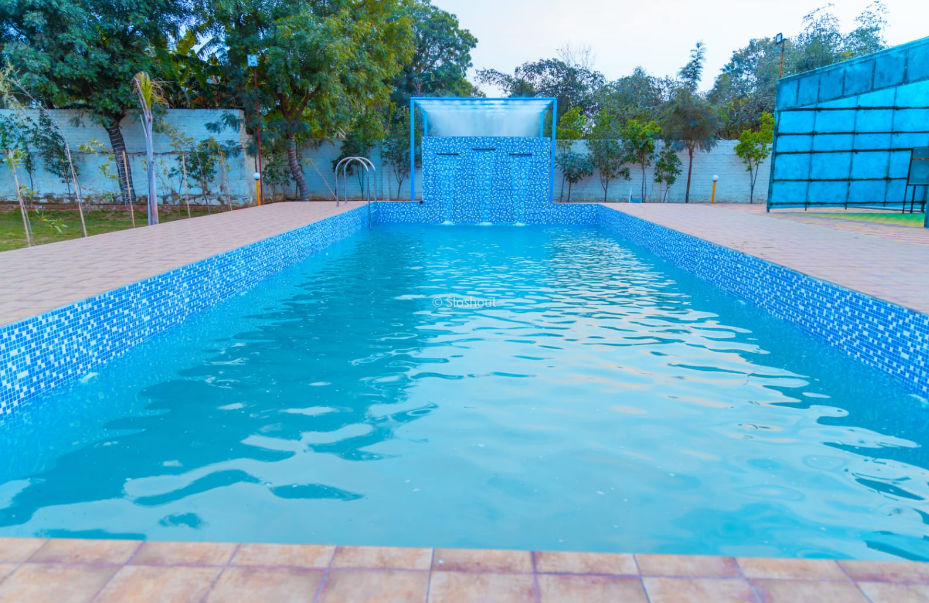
643, 577, 756, 603
0, 563, 117, 603
0, 563, 16, 582
538, 574, 648, 602
95, 565, 220, 603
433, 548, 533, 573
331, 546, 433, 570
231, 543, 335, 568
839, 560, 929, 583
856, 581, 929, 602
534, 550, 637, 575
130, 541, 237, 566
0, 538, 47, 563
206, 566, 323, 602
29, 538, 140, 565
427, 571, 536, 603
636, 554, 740, 578
751, 578, 869, 602
737, 557, 848, 580
319, 568, 429, 603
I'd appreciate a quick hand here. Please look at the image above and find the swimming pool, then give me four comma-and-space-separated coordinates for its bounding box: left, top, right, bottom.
1, 223, 927, 560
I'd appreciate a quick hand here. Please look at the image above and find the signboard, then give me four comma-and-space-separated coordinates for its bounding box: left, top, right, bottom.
908, 147, 929, 185
246, 54, 259, 68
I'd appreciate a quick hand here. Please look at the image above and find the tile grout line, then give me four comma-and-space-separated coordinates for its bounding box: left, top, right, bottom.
633, 555, 654, 603
198, 542, 240, 603
836, 561, 877, 603
531, 551, 540, 603
425, 548, 435, 602
733, 558, 764, 603
311, 544, 338, 602
87, 540, 143, 602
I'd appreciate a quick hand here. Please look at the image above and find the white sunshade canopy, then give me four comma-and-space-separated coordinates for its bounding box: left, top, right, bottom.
414, 98, 555, 138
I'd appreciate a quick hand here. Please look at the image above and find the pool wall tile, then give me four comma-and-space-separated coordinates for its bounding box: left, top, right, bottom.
597, 205, 929, 397
0, 206, 369, 416
2, 202, 927, 416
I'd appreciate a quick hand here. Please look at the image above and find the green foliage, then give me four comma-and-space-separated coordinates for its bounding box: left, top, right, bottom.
213, 0, 414, 199
588, 110, 629, 202
678, 42, 706, 92
478, 48, 605, 117
662, 83, 719, 202
382, 106, 420, 199
620, 119, 661, 200
555, 150, 593, 202
734, 111, 774, 203
392, 0, 478, 103
597, 67, 671, 127
709, 2, 888, 136
653, 145, 682, 202
0, 0, 189, 125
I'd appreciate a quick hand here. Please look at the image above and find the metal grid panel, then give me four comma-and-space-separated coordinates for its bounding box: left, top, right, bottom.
768, 37, 929, 214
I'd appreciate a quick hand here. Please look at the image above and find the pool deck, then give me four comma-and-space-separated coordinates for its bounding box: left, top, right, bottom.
0, 538, 926, 602
603, 203, 929, 315
3, 202, 929, 600
0, 201, 364, 327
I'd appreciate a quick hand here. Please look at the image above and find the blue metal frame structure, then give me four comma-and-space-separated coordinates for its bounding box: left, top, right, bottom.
766, 36, 929, 227
409, 97, 558, 204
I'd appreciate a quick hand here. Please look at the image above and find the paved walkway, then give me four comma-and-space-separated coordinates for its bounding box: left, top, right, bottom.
606, 203, 929, 315
0, 538, 925, 602
0, 202, 363, 326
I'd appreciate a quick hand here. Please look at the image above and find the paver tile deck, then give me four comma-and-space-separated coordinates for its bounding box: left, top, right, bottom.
605, 203, 929, 315
0, 539, 919, 602
0, 201, 363, 326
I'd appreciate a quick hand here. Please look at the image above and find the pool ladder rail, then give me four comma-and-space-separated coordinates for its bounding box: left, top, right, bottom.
334, 156, 377, 226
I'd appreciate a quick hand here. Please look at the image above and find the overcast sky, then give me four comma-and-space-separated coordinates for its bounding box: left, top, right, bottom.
433, 0, 929, 94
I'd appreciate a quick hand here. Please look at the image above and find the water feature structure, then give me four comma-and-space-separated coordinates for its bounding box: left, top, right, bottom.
410, 98, 556, 224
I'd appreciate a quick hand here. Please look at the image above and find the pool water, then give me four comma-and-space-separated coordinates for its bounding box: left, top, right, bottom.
1, 224, 927, 560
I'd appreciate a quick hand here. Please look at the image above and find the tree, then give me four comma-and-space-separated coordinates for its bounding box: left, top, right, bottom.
0, 0, 190, 206
556, 150, 593, 203
662, 90, 718, 203
621, 119, 661, 201
477, 51, 605, 117
588, 110, 629, 202
597, 67, 671, 127
663, 44, 718, 203
382, 106, 418, 199
133, 72, 166, 225
653, 144, 682, 203
214, 0, 414, 200
555, 107, 586, 200
391, 0, 477, 103
734, 111, 774, 204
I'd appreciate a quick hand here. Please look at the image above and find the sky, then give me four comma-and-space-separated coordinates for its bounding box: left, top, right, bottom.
432, 0, 929, 93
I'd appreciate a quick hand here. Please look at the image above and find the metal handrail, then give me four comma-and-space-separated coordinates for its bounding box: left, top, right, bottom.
334, 156, 377, 225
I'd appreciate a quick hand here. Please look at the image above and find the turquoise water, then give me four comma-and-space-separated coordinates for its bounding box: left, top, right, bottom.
1, 224, 928, 560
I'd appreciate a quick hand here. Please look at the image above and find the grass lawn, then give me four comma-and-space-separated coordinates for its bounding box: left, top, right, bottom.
0, 204, 218, 252
802, 211, 926, 227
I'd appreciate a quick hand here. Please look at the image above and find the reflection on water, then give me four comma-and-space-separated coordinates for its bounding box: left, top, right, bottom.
0, 224, 927, 559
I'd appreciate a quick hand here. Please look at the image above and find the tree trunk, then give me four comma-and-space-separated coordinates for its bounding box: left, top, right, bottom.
287, 135, 309, 201
749, 164, 756, 204
641, 164, 647, 201
106, 121, 137, 206
559, 175, 566, 201
566, 180, 572, 203
684, 146, 694, 203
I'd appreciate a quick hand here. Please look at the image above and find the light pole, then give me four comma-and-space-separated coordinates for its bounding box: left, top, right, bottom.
247, 53, 263, 206
775, 32, 786, 78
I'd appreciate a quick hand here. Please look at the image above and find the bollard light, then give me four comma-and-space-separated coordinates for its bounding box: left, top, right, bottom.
711, 175, 719, 203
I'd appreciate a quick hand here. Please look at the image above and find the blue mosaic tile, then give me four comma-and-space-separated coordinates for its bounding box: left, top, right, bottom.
0, 206, 369, 416
597, 205, 929, 397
